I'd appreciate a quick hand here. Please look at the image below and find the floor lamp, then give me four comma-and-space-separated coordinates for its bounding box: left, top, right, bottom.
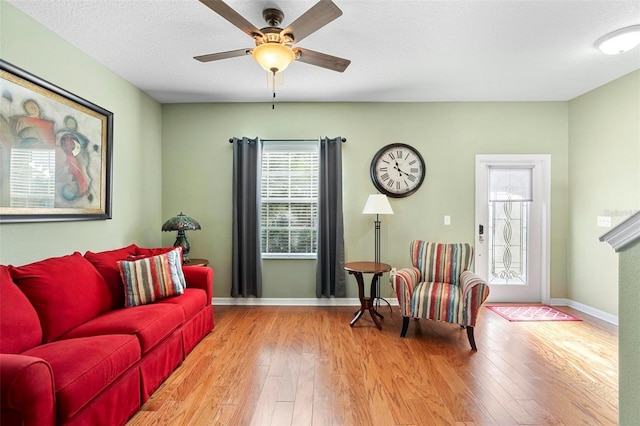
362, 194, 394, 309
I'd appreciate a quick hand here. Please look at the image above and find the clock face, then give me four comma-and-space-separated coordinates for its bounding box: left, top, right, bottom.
370, 143, 425, 198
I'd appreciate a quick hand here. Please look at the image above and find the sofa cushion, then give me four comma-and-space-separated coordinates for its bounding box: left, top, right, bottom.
0, 266, 43, 353
60, 303, 184, 354
84, 244, 139, 309
22, 335, 140, 423
411, 281, 463, 324
157, 288, 207, 320
8, 253, 112, 343
118, 247, 186, 307
134, 246, 175, 257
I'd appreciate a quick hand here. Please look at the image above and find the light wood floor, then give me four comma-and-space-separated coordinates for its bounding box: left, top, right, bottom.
127, 304, 618, 426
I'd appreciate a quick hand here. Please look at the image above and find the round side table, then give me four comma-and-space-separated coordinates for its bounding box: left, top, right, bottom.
344, 261, 391, 330
184, 258, 209, 267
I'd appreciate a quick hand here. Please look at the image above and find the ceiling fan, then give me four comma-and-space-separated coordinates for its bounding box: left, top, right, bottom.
194, 0, 351, 75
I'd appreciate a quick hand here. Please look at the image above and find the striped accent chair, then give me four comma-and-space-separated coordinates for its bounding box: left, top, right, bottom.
390, 241, 490, 350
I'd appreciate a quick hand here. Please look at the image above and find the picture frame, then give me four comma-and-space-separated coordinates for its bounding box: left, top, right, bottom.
0, 59, 113, 222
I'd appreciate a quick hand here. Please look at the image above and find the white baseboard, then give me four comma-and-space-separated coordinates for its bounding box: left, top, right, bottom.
213, 297, 617, 325
213, 297, 400, 307
549, 298, 618, 326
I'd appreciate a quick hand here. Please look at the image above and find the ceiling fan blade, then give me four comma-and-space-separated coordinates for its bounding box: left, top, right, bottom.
295, 48, 350, 72
282, 0, 343, 43
199, 0, 263, 38
194, 48, 251, 62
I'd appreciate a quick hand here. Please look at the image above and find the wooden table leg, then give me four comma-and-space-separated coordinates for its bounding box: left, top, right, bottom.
348, 270, 385, 330
367, 303, 382, 330
349, 271, 366, 327
350, 309, 364, 327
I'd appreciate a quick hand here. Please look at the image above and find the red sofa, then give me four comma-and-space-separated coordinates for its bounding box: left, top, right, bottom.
0, 244, 214, 426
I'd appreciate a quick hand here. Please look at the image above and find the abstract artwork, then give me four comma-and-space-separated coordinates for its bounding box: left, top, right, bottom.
0, 60, 112, 222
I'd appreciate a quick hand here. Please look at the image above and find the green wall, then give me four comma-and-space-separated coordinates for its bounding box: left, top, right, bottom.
161, 102, 569, 299
571, 71, 640, 425
0, 2, 163, 265
568, 70, 640, 316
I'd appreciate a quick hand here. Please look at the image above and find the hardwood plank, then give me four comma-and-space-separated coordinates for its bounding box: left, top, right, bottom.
271, 401, 294, 425
291, 352, 316, 425
127, 305, 617, 426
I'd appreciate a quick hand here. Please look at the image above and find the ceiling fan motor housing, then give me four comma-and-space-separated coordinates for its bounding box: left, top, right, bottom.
255, 28, 293, 48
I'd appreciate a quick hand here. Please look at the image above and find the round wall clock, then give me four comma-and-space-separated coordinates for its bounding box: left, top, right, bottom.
370, 143, 425, 198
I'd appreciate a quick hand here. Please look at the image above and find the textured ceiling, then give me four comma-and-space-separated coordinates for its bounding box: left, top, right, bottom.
7, 0, 640, 103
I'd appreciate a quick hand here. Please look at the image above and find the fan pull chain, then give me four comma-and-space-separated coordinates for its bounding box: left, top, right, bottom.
271, 69, 277, 110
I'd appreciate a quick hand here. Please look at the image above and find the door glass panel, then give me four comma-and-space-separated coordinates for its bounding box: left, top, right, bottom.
487, 166, 532, 286
488, 200, 529, 285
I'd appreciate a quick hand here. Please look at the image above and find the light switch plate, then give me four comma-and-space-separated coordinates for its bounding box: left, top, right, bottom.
444, 215, 451, 225
597, 216, 612, 227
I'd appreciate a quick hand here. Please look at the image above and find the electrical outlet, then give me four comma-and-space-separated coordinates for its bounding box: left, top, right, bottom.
444, 215, 451, 225
597, 216, 612, 227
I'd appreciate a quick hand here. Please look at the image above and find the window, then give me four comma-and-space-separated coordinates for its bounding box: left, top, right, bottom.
260, 141, 318, 258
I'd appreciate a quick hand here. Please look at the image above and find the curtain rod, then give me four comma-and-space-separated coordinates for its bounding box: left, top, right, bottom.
228, 137, 346, 143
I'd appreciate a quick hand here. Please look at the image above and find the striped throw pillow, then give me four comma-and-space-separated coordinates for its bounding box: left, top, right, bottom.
117, 247, 186, 307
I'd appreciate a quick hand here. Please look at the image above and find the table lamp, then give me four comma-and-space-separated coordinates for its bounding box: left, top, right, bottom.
162, 212, 201, 262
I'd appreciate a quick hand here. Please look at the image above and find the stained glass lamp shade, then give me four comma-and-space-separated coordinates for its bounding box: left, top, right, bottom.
161, 212, 201, 261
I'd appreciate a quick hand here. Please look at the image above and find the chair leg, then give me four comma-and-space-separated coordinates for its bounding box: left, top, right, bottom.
400, 317, 410, 337
466, 326, 477, 351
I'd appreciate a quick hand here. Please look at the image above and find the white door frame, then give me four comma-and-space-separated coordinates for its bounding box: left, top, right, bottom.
475, 154, 551, 304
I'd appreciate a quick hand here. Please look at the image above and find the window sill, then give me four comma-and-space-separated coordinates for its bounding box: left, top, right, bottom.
262, 254, 317, 260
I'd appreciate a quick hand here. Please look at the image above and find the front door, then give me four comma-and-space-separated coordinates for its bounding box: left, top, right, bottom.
475, 155, 550, 303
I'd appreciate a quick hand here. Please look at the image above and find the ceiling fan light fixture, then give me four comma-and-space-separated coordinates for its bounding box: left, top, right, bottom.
252, 43, 296, 73
595, 24, 640, 55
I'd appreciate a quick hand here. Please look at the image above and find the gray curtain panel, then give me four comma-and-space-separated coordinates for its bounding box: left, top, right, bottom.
231, 137, 263, 298
316, 136, 346, 297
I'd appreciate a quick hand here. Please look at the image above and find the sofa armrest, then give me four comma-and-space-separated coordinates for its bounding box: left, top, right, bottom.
0, 354, 56, 426
460, 270, 490, 327
182, 265, 213, 305
389, 267, 421, 317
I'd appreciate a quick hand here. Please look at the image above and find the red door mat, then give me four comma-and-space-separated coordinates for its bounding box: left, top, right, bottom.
485, 305, 582, 322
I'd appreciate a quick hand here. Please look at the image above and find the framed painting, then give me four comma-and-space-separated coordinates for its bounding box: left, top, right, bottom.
0, 60, 113, 222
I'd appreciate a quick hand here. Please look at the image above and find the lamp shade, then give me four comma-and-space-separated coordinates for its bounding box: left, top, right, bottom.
596, 25, 640, 55
161, 212, 201, 232
252, 43, 296, 72
362, 194, 394, 215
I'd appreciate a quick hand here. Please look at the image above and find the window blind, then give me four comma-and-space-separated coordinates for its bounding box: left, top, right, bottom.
260, 141, 319, 257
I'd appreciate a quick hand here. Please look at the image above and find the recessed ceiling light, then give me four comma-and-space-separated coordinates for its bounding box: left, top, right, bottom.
595, 25, 640, 55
